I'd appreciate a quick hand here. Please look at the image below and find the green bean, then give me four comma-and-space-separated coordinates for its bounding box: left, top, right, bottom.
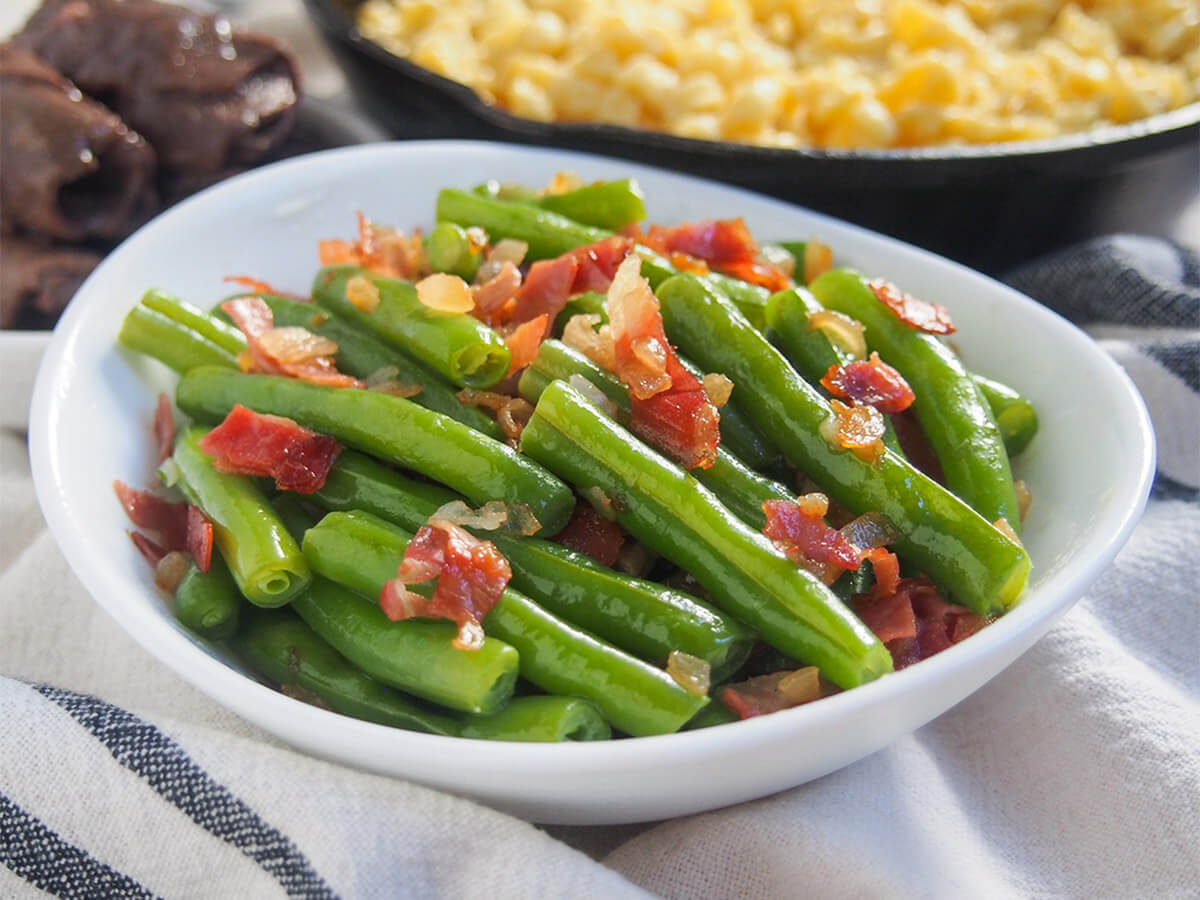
435, 188, 771, 328
172, 426, 310, 607
473, 180, 539, 203
654, 274, 1030, 614
291, 575, 520, 715
304, 510, 709, 736
308, 451, 752, 677
173, 552, 240, 641
518, 340, 792, 528
140, 289, 247, 355
425, 222, 484, 281
521, 380, 893, 689
175, 367, 575, 535
971, 373, 1039, 458
259, 294, 503, 440
684, 701, 739, 730
810, 270, 1021, 530
312, 265, 510, 389
534, 178, 647, 230
119, 305, 239, 373
456, 695, 611, 742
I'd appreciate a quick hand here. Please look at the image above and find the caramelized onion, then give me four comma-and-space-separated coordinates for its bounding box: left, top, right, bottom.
567, 374, 619, 418
667, 650, 711, 696
820, 400, 886, 462
416, 273, 474, 313
154, 551, 190, 595
839, 511, 900, 551
430, 499, 541, 536
488, 238, 528, 267
1015, 480, 1033, 523
803, 240, 834, 284
562, 313, 617, 372
345, 275, 381, 313
808, 309, 866, 360
257, 327, 339, 364
701, 372, 734, 407
456, 388, 533, 447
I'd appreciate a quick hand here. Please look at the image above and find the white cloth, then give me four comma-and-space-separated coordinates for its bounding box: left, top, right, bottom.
3, 233, 1199, 898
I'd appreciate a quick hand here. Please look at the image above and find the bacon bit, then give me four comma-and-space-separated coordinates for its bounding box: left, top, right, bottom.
554, 500, 625, 566
863, 546, 901, 596
721, 668, 821, 719
608, 256, 721, 469
629, 219, 792, 291
1015, 480, 1033, 523
129, 531, 167, 566
667, 651, 711, 696
868, 278, 955, 335
669, 252, 709, 275
223, 275, 305, 300
320, 213, 428, 280
807, 309, 866, 360
701, 373, 734, 408
821, 399, 887, 463
822, 352, 915, 414
154, 551, 191, 595
345, 275, 381, 313
456, 389, 533, 447
562, 314, 616, 372
222, 296, 362, 388
154, 392, 175, 463
506, 237, 633, 332
416, 273, 474, 313
186, 505, 214, 573
857, 575, 995, 669
379, 520, 512, 651
114, 481, 188, 551
505, 314, 550, 376
803, 240, 834, 284
763, 497, 863, 573
318, 239, 357, 266
198, 405, 343, 494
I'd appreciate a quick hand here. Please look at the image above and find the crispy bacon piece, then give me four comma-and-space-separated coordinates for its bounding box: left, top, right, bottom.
221, 296, 361, 388
607, 256, 720, 470
186, 505, 214, 574
198, 405, 342, 494
114, 481, 188, 551
506, 236, 632, 331
154, 392, 175, 463
626, 219, 791, 291
868, 278, 955, 335
318, 212, 427, 280
471, 260, 522, 325
129, 531, 167, 566
721, 668, 822, 719
821, 352, 915, 414
762, 496, 862, 573
855, 575, 995, 669
554, 501, 625, 567
504, 314, 550, 376
223, 275, 306, 301
379, 520, 512, 651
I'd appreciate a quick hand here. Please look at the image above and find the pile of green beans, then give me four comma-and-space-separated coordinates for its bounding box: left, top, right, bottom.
115, 176, 1039, 743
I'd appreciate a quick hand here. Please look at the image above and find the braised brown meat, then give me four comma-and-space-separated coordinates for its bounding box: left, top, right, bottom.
0, 233, 100, 328
0, 43, 156, 242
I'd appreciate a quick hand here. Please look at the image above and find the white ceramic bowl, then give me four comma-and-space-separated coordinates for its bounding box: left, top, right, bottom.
30, 141, 1154, 825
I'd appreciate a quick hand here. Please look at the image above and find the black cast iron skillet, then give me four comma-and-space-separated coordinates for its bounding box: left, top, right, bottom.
304, 0, 1200, 273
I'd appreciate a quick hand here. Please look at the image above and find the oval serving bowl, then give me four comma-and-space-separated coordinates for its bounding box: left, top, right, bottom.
303, 0, 1200, 273
30, 141, 1154, 825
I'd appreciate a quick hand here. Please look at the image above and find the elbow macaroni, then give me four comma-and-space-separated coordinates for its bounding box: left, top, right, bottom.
358, 0, 1200, 149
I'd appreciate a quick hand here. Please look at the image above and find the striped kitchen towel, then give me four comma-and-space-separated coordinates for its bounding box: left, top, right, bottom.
1, 234, 1196, 899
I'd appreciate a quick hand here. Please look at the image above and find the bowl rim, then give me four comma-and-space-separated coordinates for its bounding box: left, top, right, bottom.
29, 139, 1155, 779
304, 0, 1200, 166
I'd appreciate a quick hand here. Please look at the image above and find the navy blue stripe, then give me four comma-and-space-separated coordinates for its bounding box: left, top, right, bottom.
34, 685, 337, 900
0, 792, 159, 899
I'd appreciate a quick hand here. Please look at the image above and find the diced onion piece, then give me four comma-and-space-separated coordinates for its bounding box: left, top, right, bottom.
488, 238, 528, 267
778, 667, 821, 705
994, 517, 1021, 544
416, 273, 474, 313
803, 240, 833, 284
545, 171, 582, 195
807, 309, 866, 360
568, 374, 619, 418
701, 372, 734, 407
154, 551, 190, 595
1015, 480, 1033, 522
258, 327, 339, 365
582, 485, 616, 521
456, 389, 533, 447
838, 511, 901, 551
667, 650, 711, 696
433, 499, 510, 531
821, 400, 886, 463
345, 275, 381, 313
465, 226, 489, 254
507, 504, 542, 537
759, 243, 796, 278
562, 313, 617, 372
796, 492, 829, 518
